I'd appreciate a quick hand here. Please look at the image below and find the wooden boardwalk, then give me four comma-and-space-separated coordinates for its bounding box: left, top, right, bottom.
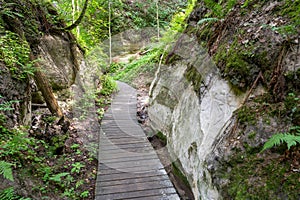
95, 82, 180, 200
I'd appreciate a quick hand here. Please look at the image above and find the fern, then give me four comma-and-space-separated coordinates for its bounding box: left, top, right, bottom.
197, 17, 219, 25
0, 161, 14, 181
0, 187, 31, 200
262, 131, 300, 152
0, 187, 15, 200
49, 172, 69, 182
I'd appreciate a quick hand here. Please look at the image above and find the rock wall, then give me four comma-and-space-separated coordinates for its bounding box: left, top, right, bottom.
0, 62, 31, 127
149, 1, 300, 199
38, 34, 81, 91
149, 34, 244, 199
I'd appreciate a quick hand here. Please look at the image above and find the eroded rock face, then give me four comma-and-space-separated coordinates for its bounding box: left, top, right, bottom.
0, 62, 31, 127
149, 36, 244, 199
38, 34, 81, 91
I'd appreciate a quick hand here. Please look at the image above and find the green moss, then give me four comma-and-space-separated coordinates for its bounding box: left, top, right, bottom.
220, 152, 300, 199
278, 0, 300, 30
248, 131, 256, 140
155, 87, 178, 110
172, 161, 191, 189
284, 92, 300, 125
156, 131, 167, 145
184, 65, 202, 93
236, 106, 256, 125
213, 39, 258, 94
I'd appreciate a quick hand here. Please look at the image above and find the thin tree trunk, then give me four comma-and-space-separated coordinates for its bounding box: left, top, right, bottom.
156, 0, 159, 41
30, 53, 63, 117
109, 1, 112, 65
76, 0, 80, 37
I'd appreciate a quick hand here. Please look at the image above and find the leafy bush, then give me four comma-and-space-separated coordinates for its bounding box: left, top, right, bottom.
0, 29, 35, 79
99, 75, 117, 96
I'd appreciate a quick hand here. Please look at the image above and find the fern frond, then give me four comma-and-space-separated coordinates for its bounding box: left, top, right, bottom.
262, 133, 300, 152
0, 161, 14, 181
197, 17, 219, 25
0, 187, 15, 200
290, 126, 300, 135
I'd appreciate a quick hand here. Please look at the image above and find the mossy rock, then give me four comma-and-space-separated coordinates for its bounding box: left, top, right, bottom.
219, 152, 300, 200
184, 64, 202, 93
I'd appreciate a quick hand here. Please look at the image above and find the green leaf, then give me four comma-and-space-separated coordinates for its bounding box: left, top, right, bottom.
197, 17, 219, 25
49, 172, 69, 182
0, 161, 14, 181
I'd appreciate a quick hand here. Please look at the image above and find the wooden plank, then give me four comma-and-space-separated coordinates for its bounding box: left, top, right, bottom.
99, 154, 157, 164
98, 165, 165, 175
123, 193, 180, 200
99, 161, 162, 169
100, 143, 153, 151
95, 188, 178, 200
98, 180, 175, 194
99, 169, 167, 181
98, 174, 170, 187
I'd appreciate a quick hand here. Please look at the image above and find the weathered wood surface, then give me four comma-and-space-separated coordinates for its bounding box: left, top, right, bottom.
95, 82, 179, 200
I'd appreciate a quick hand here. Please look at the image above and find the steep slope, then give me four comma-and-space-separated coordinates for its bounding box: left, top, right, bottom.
0, 1, 98, 199
149, 0, 300, 199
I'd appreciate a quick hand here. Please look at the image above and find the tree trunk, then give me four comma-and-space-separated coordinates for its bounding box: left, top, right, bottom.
58, 0, 89, 31
30, 53, 63, 117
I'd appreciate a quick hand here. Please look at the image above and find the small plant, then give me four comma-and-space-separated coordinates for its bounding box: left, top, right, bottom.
43, 115, 57, 124
261, 126, 300, 152
70, 144, 80, 149
71, 162, 85, 174
80, 190, 89, 198
0, 95, 19, 111
49, 172, 70, 182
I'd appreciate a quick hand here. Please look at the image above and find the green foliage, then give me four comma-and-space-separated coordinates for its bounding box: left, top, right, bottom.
71, 162, 84, 174
169, 0, 196, 32
0, 95, 18, 111
0, 187, 15, 200
284, 92, 300, 122
0, 128, 35, 162
114, 49, 159, 81
222, 153, 299, 199
80, 190, 89, 198
109, 62, 124, 74
0, 3, 24, 20
53, 0, 186, 49
237, 106, 256, 125
197, 17, 219, 26
99, 75, 117, 96
49, 172, 70, 182
280, 0, 300, 28
0, 29, 35, 79
203, 0, 238, 18
0, 161, 14, 181
262, 126, 300, 151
